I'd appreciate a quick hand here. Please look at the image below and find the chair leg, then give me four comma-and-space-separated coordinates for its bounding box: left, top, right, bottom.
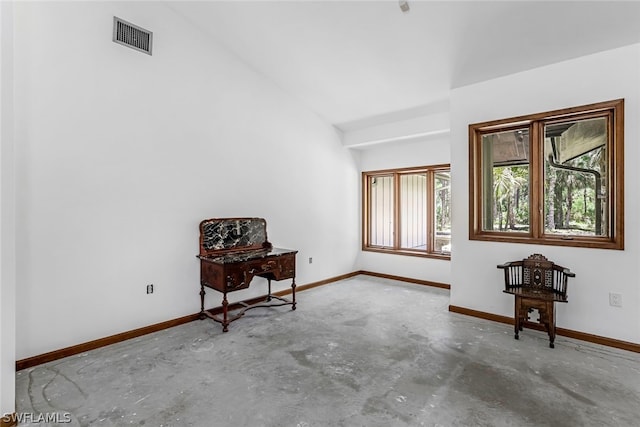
548, 302, 556, 348
514, 297, 520, 339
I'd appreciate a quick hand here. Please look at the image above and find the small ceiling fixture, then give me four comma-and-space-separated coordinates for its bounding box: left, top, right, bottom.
399, 1, 410, 13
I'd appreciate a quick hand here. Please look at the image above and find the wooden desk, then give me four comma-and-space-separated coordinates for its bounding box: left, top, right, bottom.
197, 218, 297, 332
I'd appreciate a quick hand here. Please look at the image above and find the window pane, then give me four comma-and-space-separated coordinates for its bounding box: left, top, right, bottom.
435, 171, 451, 253
544, 117, 608, 236
469, 99, 622, 249
481, 129, 530, 232
369, 175, 394, 247
400, 174, 427, 249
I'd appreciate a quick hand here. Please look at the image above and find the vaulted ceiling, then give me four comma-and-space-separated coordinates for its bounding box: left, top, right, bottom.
167, 1, 640, 128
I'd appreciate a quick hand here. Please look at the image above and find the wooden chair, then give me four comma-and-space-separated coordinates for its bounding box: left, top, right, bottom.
498, 254, 575, 348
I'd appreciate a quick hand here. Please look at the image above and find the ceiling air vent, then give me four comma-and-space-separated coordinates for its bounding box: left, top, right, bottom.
113, 17, 153, 55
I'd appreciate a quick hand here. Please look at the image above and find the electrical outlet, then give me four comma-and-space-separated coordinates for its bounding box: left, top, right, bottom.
147, 284, 154, 294
609, 292, 622, 307
309, 257, 313, 264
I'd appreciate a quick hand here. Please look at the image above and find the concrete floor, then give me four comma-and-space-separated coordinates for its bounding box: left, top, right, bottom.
15, 276, 640, 426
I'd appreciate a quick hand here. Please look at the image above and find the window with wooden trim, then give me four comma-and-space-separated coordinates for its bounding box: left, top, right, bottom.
469, 99, 624, 249
362, 165, 451, 258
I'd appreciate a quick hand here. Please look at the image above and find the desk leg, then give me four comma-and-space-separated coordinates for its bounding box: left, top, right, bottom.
291, 278, 296, 311
199, 284, 206, 320
267, 279, 272, 302
222, 293, 229, 332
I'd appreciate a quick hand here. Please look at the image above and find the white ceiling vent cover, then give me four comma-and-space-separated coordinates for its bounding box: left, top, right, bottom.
113, 17, 152, 55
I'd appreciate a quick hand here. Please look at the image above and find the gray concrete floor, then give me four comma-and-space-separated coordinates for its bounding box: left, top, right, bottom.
15, 276, 640, 426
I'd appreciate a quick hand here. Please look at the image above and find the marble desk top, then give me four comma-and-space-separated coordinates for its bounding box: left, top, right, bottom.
197, 247, 297, 264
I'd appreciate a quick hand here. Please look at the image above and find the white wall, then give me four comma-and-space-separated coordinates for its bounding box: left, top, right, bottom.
1, 0, 16, 418
342, 112, 449, 148
450, 44, 640, 344
356, 135, 451, 284
13, 1, 360, 360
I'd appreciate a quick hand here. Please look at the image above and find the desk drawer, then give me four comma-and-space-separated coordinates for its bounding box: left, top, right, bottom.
200, 252, 297, 293
256, 254, 295, 280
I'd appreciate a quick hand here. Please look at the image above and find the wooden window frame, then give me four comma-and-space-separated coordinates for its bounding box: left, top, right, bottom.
362, 164, 451, 260
469, 99, 624, 250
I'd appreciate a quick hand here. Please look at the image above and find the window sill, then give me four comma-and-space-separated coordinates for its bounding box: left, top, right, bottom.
362, 247, 451, 260
469, 233, 623, 250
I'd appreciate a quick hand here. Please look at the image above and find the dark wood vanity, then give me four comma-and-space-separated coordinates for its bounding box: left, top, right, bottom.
197, 217, 297, 332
